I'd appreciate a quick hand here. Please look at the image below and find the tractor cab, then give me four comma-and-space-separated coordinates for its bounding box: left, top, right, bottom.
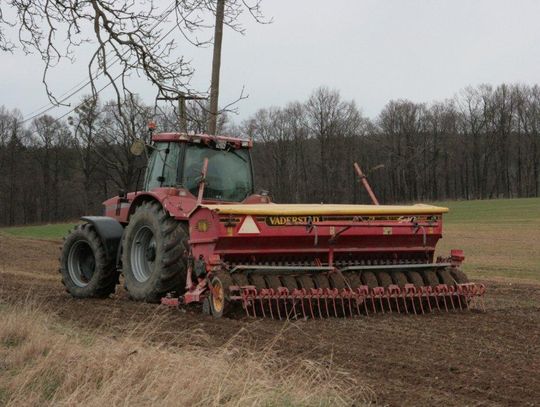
144, 133, 254, 202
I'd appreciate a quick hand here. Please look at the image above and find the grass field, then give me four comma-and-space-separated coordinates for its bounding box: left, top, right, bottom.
1, 197, 538, 281
433, 197, 540, 282
0, 223, 77, 240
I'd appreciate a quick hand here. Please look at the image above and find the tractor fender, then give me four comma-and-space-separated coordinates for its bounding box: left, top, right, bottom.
127, 191, 192, 220
81, 216, 124, 262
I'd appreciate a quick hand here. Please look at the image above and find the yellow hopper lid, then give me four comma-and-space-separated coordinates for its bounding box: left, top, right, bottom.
201, 203, 448, 216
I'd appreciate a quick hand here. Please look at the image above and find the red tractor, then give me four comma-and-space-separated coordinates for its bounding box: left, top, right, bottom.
60, 131, 485, 318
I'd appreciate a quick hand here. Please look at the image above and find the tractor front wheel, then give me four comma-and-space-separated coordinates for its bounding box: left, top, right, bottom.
60, 224, 118, 298
122, 201, 189, 302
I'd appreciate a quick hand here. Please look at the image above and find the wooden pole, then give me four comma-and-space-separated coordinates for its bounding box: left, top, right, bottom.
208, 0, 225, 135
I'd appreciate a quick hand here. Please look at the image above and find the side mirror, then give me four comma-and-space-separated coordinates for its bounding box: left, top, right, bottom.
130, 139, 146, 156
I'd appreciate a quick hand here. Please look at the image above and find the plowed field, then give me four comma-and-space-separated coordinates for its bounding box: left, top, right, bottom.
1, 234, 539, 406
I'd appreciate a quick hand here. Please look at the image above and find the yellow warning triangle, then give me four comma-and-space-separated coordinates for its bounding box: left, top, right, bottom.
238, 215, 260, 234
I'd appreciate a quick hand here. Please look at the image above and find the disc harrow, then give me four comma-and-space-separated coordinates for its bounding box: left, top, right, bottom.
228, 271, 486, 319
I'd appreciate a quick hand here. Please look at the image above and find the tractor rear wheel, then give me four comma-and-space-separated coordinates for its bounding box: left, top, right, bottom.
122, 201, 188, 302
60, 224, 118, 298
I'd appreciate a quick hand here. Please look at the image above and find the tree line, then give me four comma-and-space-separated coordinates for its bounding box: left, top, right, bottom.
1, 83, 539, 226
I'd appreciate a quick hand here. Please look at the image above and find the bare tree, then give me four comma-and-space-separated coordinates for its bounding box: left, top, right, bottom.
1, 0, 267, 120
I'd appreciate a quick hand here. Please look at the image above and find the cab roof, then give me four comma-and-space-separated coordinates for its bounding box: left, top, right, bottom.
152, 132, 252, 149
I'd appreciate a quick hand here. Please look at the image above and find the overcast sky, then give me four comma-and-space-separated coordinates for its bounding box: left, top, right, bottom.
2, 0, 540, 123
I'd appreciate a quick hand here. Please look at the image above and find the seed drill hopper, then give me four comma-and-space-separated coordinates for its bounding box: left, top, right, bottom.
60, 131, 485, 319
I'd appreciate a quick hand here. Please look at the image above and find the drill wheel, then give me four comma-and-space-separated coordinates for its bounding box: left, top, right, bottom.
281, 275, 298, 291
361, 271, 378, 289
208, 272, 233, 318
406, 270, 424, 287
391, 271, 408, 288
297, 275, 315, 290
343, 271, 362, 289
376, 271, 393, 288
437, 268, 454, 286
450, 268, 469, 284
265, 275, 282, 290
232, 272, 249, 287
423, 270, 440, 287
313, 273, 330, 289
329, 272, 347, 289
249, 273, 267, 289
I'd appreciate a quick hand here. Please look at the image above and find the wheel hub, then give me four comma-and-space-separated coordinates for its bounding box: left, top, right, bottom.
67, 240, 96, 287
145, 245, 156, 262
131, 225, 156, 283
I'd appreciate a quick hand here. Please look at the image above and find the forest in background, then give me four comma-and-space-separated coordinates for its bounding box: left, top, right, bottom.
1, 83, 539, 226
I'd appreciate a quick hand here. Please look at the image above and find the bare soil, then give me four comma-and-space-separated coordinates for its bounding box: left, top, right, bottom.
1, 234, 539, 406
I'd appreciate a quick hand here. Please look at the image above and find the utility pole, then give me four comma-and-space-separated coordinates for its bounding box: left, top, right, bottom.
157, 93, 205, 133
208, 0, 225, 135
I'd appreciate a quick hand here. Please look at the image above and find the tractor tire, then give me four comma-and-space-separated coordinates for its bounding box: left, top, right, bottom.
60, 223, 118, 298
122, 201, 188, 302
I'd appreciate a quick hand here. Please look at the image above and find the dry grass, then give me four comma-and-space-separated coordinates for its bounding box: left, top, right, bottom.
0, 300, 373, 406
